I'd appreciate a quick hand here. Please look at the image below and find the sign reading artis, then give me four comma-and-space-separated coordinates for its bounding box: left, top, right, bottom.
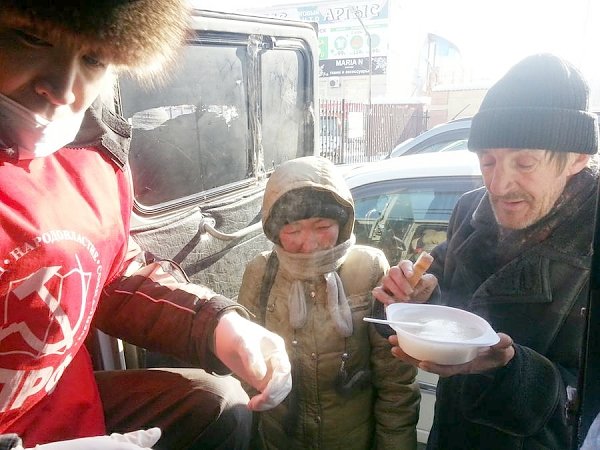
243, 0, 390, 77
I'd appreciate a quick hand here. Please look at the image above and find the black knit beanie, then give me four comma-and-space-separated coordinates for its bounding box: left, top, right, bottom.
264, 188, 349, 245
469, 53, 598, 154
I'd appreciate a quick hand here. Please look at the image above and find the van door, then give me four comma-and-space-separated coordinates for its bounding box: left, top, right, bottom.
119, 9, 317, 294
97, 10, 318, 368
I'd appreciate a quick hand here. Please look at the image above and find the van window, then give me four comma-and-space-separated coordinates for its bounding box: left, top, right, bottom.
261, 47, 311, 170
119, 34, 313, 211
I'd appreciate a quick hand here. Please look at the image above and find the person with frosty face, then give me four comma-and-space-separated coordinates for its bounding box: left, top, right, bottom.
238, 156, 420, 450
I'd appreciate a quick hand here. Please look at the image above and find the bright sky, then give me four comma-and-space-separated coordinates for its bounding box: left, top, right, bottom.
192, 0, 600, 103
424, 0, 599, 82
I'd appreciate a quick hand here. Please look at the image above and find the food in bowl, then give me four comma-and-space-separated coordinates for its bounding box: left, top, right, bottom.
386, 303, 500, 365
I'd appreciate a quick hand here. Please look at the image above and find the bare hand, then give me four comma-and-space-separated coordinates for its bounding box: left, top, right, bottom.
372, 260, 438, 305
388, 333, 515, 377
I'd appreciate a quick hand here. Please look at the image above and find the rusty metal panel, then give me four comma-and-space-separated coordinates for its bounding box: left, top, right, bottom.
320, 99, 426, 164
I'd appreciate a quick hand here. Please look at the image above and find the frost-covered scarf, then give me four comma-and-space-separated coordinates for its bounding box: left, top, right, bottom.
275, 235, 356, 337
472, 167, 598, 268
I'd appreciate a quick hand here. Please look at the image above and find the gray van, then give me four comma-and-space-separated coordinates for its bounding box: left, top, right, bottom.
92, 8, 319, 369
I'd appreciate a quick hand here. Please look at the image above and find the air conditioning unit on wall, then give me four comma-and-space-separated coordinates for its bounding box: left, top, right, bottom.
329, 77, 341, 88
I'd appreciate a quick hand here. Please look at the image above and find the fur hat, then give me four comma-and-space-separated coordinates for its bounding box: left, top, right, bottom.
469, 53, 598, 155
1, 0, 190, 77
264, 188, 350, 245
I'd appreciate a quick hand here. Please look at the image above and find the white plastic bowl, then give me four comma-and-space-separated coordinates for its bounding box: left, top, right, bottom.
386, 303, 500, 365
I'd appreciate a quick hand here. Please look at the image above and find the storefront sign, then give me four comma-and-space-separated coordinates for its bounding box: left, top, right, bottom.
245, 0, 389, 77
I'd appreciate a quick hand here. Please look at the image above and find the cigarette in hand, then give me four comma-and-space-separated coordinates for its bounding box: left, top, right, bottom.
408, 251, 434, 288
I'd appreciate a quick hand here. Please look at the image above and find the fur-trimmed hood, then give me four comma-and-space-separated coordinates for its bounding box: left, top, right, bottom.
262, 156, 355, 244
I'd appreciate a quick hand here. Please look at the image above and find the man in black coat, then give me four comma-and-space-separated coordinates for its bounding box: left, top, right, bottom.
374, 53, 598, 449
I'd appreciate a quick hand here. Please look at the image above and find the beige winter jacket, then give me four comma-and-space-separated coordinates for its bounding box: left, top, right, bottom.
238, 156, 419, 450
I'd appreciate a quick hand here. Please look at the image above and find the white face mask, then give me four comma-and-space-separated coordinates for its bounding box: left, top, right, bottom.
0, 93, 85, 160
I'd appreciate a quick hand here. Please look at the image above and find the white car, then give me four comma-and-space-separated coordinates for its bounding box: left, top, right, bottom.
345, 150, 483, 444
345, 150, 482, 266
386, 118, 471, 158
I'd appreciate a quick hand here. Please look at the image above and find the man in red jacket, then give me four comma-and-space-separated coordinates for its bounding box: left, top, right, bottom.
0, 2, 291, 449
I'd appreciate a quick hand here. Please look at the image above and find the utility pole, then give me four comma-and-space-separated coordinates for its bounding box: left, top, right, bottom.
353, 8, 372, 157
353, 9, 372, 111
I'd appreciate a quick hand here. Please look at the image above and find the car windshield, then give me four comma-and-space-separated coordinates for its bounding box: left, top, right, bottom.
438, 139, 467, 152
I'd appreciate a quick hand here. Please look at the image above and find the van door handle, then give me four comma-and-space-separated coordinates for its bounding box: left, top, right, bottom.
200, 217, 263, 241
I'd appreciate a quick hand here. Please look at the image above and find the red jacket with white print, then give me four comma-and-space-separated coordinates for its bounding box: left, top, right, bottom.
0, 101, 243, 446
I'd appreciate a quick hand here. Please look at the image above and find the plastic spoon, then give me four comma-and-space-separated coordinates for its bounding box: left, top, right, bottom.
363, 317, 425, 329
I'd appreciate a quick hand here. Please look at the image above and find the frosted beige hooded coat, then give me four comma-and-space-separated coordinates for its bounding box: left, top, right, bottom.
238, 156, 419, 450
